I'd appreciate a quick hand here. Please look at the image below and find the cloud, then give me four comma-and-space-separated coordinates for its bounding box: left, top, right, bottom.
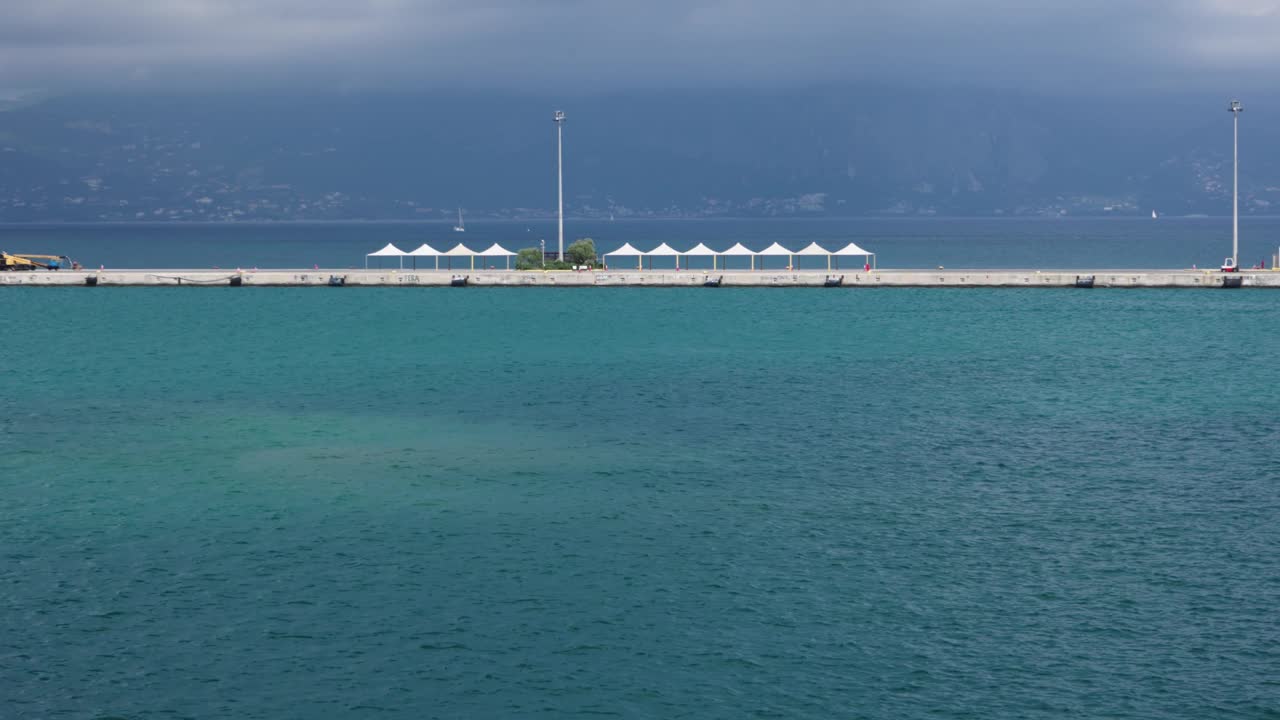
1, 0, 1279, 92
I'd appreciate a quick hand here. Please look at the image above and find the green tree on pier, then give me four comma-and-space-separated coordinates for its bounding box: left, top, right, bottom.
516, 247, 543, 270
566, 238, 597, 267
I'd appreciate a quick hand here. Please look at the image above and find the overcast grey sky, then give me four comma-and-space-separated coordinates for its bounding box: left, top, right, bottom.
2, 0, 1278, 92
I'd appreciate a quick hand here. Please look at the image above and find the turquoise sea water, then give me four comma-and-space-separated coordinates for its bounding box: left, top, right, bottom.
2, 287, 1278, 718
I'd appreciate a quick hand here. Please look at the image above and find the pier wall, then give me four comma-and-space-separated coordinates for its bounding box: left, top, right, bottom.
4, 269, 1280, 288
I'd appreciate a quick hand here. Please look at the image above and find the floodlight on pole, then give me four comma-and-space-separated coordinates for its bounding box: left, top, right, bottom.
1229, 99, 1243, 270
554, 110, 567, 261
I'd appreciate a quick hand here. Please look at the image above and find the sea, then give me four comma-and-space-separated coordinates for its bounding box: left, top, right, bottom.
2, 218, 1278, 719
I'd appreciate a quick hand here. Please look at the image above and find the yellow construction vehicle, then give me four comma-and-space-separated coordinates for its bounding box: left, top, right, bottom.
1, 252, 77, 271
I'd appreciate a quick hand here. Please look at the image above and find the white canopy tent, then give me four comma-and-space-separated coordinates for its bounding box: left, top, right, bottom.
795, 241, 832, 270
479, 243, 517, 270
443, 243, 477, 270
720, 242, 758, 270
366, 243, 406, 269
683, 242, 718, 270
756, 242, 795, 270
831, 242, 877, 270
406, 243, 442, 270
605, 242, 645, 270
643, 242, 680, 270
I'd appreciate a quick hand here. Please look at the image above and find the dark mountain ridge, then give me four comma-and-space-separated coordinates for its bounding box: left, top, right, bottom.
0, 88, 1276, 221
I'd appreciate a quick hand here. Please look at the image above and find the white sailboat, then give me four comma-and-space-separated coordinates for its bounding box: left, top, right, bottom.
1151, 210, 1158, 219
453, 208, 466, 233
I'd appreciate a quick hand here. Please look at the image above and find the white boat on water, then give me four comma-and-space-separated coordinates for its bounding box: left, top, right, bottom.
453, 208, 466, 233
1152, 210, 1158, 219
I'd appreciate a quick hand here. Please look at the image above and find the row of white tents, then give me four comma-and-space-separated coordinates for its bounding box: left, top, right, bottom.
604, 241, 875, 270
367, 243, 517, 270
367, 240, 877, 271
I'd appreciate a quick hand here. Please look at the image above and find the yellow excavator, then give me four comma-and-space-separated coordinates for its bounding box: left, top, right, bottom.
1, 252, 79, 271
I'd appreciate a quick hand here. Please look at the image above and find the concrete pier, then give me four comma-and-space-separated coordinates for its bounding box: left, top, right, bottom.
3, 268, 1280, 288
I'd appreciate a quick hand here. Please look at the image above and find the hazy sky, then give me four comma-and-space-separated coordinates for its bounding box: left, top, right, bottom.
3, 0, 1279, 92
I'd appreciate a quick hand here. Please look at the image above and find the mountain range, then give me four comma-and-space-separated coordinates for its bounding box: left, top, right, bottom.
0, 88, 1276, 221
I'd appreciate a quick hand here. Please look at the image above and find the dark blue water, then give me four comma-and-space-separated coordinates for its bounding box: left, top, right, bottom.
2, 287, 1277, 718
3, 216, 1279, 270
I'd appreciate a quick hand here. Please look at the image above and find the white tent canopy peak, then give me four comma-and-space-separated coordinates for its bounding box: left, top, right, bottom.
832, 242, 874, 255
795, 242, 831, 255
368, 243, 406, 256
605, 242, 644, 255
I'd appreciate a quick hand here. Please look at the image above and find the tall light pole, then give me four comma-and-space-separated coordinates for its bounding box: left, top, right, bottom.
1229, 99, 1243, 269
554, 110, 567, 261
